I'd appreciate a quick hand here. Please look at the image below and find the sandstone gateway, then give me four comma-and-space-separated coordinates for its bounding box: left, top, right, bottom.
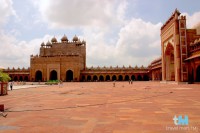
3, 9, 200, 83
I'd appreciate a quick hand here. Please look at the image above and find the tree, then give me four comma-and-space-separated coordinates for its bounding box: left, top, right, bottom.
0, 70, 11, 82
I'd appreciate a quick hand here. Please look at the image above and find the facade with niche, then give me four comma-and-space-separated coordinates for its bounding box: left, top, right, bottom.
149, 9, 200, 83
30, 35, 86, 82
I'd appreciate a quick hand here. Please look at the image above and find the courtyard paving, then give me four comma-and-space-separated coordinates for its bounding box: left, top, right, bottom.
0, 81, 200, 133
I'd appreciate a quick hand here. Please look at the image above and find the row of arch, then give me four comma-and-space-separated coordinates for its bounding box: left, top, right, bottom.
81, 74, 149, 81
35, 70, 73, 81
10, 75, 29, 81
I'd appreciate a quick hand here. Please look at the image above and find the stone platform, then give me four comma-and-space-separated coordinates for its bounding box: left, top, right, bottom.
0, 81, 200, 133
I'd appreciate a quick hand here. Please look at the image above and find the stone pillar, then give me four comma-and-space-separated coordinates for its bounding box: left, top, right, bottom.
174, 19, 181, 82
161, 42, 166, 81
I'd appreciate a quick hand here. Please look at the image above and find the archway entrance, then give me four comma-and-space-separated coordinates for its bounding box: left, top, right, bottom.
19, 76, 23, 81
131, 75, 135, 81
106, 75, 110, 81
87, 75, 91, 81
112, 75, 117, 81
82, 76, 85, 81
118, 75, 123, 81
125, 75, 129, 81
24, 76, 29, 81
196, 65, 200, 82
50, 70, 57, 80
93, 75, 98, 81
137, 75, 142, 81
35, 70, 42, 81
99, 75, 104, 81
66, 70, 73, 81
14, 76, 18, 81
143, 75, 149, 81
165, 43, 175, 81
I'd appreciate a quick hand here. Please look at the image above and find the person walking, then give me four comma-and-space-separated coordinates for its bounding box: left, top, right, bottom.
10, 82, 13, 90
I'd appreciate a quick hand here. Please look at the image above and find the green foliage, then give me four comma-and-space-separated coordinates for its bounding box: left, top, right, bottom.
0, 70, 11, 82
47, 80, 59, 83
45, 80, 59, 85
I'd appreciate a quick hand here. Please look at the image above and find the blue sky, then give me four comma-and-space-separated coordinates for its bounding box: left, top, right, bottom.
0, 0, 200, 68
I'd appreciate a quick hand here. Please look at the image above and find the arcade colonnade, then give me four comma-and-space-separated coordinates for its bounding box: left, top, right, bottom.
34, 69, 150, 82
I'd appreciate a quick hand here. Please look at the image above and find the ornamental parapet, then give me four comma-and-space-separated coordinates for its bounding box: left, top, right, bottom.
85, 65, 148, 71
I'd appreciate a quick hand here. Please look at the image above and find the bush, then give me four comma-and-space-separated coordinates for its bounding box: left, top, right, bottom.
45, 80, 59, 85
0, 70, 11, 82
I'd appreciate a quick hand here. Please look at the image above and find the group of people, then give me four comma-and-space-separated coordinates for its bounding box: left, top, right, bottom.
129, 80, 133, 84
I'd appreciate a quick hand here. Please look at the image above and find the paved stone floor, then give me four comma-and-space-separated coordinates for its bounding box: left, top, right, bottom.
0, 81, 200, 133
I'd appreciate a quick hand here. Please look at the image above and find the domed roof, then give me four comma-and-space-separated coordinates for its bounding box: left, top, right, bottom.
82, 40, 86, 44
73, 35, 78, 42
51, 36, 57, 43
46, 41, 52, 46
41, 42, 45, 47
61, 34, 68, 42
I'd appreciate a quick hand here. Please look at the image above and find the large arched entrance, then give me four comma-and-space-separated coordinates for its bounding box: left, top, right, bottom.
50, 70, 57, 80
35, 70, 42, 81
165, 43, 175, 81
196, 65, 200, 82
66, 70, 73, 81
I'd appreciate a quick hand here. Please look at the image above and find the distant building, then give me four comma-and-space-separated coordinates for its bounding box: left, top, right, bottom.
30, 35, 86, 81
3, 9, 200, 83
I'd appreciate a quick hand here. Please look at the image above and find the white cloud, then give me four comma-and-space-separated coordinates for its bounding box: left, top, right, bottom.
4, 1, 200, 69
0, 0, 16, 26
0, 31, 52, 68
30, 0, 162, 67
82, 18, 162, 67
33, 0, 127, 29
182, 11, 200, 28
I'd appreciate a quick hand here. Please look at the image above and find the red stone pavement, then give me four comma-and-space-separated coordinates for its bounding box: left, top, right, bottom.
0, 81, 200, 133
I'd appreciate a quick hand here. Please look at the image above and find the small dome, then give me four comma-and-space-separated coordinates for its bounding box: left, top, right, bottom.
73, 35, 78, 42
41, 42, 45, 47
51, 36, 57, 43
77, 39, 81, 44
46, 41, 52, 46
61, 34, 68, 42
82, 40, 86, 44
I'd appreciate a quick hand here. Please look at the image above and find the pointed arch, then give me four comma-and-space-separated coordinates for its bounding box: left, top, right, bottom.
66, 70, 73, 81
35, 70, 42, 81
50, 70, 57, 80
